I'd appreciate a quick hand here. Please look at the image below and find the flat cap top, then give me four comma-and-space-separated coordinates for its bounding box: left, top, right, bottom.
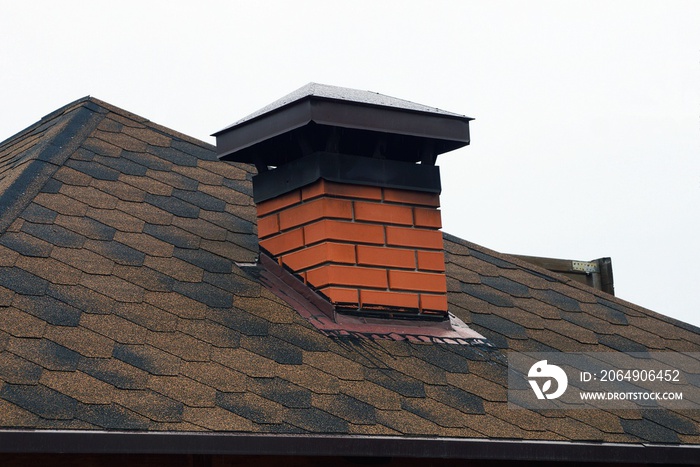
218, 82, 471, 132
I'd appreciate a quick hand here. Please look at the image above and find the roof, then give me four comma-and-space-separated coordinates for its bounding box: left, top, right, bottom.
1, 98, 699, 461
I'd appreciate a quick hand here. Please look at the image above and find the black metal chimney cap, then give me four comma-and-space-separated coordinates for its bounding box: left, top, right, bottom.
214, 83, 473, 167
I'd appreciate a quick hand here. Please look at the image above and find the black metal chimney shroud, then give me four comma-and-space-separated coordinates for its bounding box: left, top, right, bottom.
213, 83, 473, 203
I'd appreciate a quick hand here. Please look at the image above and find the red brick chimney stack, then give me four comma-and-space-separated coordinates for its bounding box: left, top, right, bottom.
214, 84, 472, 321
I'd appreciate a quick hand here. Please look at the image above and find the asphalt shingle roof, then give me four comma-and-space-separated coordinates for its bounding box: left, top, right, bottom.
0, 97, 699, 446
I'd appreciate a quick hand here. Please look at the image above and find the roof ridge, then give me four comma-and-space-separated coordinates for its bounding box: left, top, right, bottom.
444, 231, 700, 331
0, 100, 106, 234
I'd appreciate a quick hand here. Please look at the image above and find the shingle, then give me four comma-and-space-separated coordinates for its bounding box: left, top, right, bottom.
363, 368, 426, 398
90, 178, 146, 203
531, 289, 582, 312
34, 192, 89, 216
172, 282, 232, 309
209, 308, 269, 337
65, 159, 120, 181
93, 129, 148, 153
78, 356, 149, 389
116, 200, 173, 225
460, 283, 514, 308
114, 302, 179, 332
146, 167, 199, 190
144, 194, 200, 219
93, 154, 148, 176
171, 139, 216, 160
0, 232, 53, 258
241, 335, 303, 365
54, 214, 116, 241
146, 146, 198, 168
39, 369, 118, 404
119, 174, 173, 196
172, 189, 226, 212
86, 207, 145, 233
0, 244, 19, 267
596, 334, 650, 353
47, 283, 115, 315
269, 324, 331, 352
143, 292, 208, 320
0, 267, 49, 295
19, 202, 57, 224
76, 402, 151, 430
59, 185, 120, 209
198, 159, 251, 180
8, 338, 81, 371
172, 165, 223, 186
121, 150, 174, 172
481, 276, 532, 298
182, 406, 256, 431
216, 391, 285, 424
81, 136, 123, 158
620, 418, 681, 443
172, 216, 228, 241
180, 361, 247, 393
425, 385, 485, 414
0, 306, 47, 337
284, 406, 349, 434
312, 394, 376, 425
12, 294, 82, 326
202, 271, 260, 298
177, 318, 241, 348
21, 221, 86, 248
115, 389, 184, 423
121, 126, 172, 148
113, 344, 182, 376
409, 344, 471, 373
148, 374, 217, 408
0, 383, 77, 419
211, 347, 280, 379
43, 325, 115, 358
53, 166, 93, 186
143, 256, 203, 282
146, 331, 211, 362
248, 377, 312, 408
174, 248, 232, 274
401, 397, 470, 429
112, 265, 175, 293
113, 231, 174, 257
0, 351, 43, 384
80, 313, 149, 344
84, 239, 146, 266
143, 224, 200, 249
52, 247, 115, 275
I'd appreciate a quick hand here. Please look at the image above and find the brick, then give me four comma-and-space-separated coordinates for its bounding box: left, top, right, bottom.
383, 188, 440, 207
301, 180, 382, 202
259, 228, 304, 256
360, 290, 419, 310
257, 213, 279, 239
388, 270, 447, 293
356, 245, 415, 269
385, 226, 444, 250
282, 242, 355, 271
278, 198, 353, 230
306, 265, 387, 289
304, 220, 384, 246
420, 293, 449, 313
413, 207, 442, 228
256, 190, 301, 216
319, 287, 359, 305
417, 250, 446, 272
354, 202, 413, 226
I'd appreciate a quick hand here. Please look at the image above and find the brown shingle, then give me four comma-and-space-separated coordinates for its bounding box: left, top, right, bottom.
179, 361, 247, 393
148, 374, 216, 408
118, 174, 173, 196
43, 325, 115, 358
0, 309, 46, 338
90, 178, 147, 202
39, 370, 118, 404
34, 193, 89, 217
146, 331, 211, 362
86, 207, 145, 233
143, 256, 204, 283
182, 406, 257, 431
80, 313, 149, 344
59, 185, 119, 210
143, 292, 208, 320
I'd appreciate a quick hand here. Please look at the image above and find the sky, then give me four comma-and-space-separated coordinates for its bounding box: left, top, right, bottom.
1, 1, 699, 327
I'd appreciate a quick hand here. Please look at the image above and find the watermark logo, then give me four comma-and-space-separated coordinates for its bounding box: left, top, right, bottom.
528, 360, 568, 399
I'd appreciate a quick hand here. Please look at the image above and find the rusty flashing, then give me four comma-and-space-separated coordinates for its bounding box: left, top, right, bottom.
239, 253, 487, 344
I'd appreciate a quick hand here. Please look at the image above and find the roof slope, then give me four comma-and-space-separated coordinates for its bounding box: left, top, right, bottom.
0, 98, 699, 446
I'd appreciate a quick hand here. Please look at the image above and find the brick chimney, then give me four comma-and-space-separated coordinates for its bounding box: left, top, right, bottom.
214, 84, 472, 321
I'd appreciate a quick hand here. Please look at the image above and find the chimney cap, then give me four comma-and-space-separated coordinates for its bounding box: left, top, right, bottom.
214, 83, 473, 165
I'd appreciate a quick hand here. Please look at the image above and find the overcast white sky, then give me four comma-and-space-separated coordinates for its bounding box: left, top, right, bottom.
2, 1, 699, 327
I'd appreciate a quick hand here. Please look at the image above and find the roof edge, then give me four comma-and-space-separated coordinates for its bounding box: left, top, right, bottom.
0, 431, 697, 464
